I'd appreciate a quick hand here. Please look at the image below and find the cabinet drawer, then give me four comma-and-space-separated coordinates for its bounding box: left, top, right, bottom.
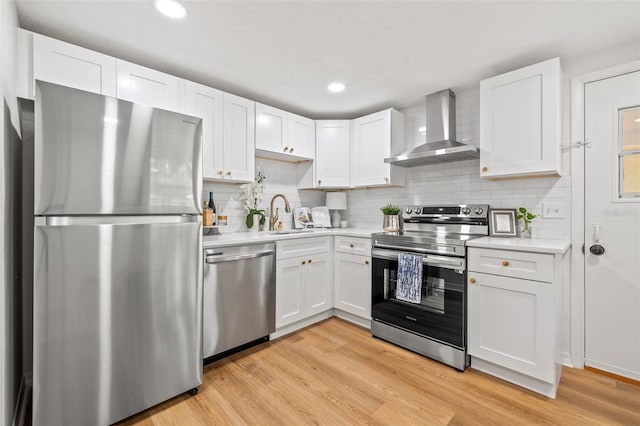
469, 248, 553, 283
276, 236, 331, 260
334, 236, 371, 256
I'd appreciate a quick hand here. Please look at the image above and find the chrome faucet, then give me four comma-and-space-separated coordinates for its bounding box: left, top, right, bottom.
269, 194, 291, 231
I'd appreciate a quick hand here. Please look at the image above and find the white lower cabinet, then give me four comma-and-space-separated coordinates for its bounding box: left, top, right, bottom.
275, 238, 332, 329
334, 252, 371, 319
468, 247, 563, 398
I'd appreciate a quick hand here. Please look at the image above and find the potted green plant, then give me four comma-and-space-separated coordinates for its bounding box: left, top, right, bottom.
381, 203, 401, 232
517, 207, 537, 238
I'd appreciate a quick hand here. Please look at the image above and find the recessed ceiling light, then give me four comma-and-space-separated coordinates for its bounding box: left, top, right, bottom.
327, 82, 346, 93
154, 0, 187, 19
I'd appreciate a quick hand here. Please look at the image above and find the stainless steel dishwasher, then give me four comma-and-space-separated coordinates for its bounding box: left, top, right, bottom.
202, 242, 276, 359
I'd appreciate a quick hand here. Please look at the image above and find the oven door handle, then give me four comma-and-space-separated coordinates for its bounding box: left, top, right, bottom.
371, 248, 465, 270
372, 242, 436, 254
424, 255, 464, 268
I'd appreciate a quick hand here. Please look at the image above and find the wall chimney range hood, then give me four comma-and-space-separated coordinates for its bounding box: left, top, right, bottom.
385, 89, 479, 167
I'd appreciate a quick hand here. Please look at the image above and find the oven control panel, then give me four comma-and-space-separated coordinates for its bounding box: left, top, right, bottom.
403, 204, 489, 218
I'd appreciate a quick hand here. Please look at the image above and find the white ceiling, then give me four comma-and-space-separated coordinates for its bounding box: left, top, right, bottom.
16, 0, 640, 119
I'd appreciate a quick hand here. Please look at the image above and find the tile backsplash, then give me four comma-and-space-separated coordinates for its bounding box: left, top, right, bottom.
203, 86, 571, 240
202, 158, 325, 233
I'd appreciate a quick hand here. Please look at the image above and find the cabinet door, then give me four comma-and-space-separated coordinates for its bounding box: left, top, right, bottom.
33, 33, 116, 97
185, 82, 224, 180
468, 272, 555, 383
255, 103, 288, 154
276, 257, 306, 328
351, 110, 391, 187
316, 120, 351, 188
288, 112, 315, 160
479, 58, 561, 178
305, 253, 332, 316
223, 93, 255, 182
334, 252, 371, 319
116, 60, 180, 112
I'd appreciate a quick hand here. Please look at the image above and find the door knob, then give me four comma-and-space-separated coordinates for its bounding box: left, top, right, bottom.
589, 244, 605, 256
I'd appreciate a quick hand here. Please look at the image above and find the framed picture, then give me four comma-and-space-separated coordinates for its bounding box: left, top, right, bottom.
489, 209, 519, 237
294, 207, 314, 229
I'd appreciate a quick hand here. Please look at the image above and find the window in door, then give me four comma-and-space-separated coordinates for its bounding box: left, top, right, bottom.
618, 107, 640, 198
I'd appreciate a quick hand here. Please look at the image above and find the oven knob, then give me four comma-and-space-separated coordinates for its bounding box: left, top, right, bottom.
474, 208, 484, 215
462, 207, 471, 215
405, 207, 413, 214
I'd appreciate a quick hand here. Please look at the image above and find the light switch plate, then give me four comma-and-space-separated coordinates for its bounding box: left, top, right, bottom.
542, 203, 564, 218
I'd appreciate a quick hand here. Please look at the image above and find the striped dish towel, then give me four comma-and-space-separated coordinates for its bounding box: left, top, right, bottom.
396, 253, 423, 304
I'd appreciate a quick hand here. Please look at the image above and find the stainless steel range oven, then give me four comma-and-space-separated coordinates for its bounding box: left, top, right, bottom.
371, 204, 489, 371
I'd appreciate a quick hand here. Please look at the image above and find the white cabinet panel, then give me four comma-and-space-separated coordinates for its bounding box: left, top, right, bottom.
33, 33, 116, 97
351, 109, 405, 187
334, 252, 371, 319
288, 112, 315, 159
468, 272, 554, 383
275, 257, 306, 328
315, 120, 351, 188
305, 253, 332, 317
116, 60, 180, 112
276, 237, 331, 260
480, 57, 562, 178
256, 103, 288, 153
185, 82, 224, 180
334, 236, 371, 256
223, 93, 255, 182
469, 248, 553, 282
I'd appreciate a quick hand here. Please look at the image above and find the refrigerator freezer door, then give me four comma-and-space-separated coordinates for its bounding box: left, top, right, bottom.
35, 81, 202, 215
33, 217, 202, 425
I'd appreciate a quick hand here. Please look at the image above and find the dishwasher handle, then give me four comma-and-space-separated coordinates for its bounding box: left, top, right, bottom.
205, 250, 274, 264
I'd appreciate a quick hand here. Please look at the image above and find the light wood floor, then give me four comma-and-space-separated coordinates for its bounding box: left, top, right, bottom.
119, 318, 640, 425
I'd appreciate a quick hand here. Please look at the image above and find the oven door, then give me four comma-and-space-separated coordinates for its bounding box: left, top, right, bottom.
371, 248, 466, 349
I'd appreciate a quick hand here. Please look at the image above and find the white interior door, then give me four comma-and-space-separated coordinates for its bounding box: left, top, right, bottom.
584, 70, 640, 381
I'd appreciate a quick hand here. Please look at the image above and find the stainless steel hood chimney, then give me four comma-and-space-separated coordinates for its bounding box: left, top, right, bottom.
385, 89, 479, 167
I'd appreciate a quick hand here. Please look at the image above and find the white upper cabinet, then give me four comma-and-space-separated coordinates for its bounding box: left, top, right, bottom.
255, 103, 288, 153
288, 112, 315, 159
185, 82, 225, 180
33, 33, 116, 97
315, 120, 351, 188
351, 109, 405, 187
222, 93, 255, 182
255, 103, 315, 161
116, 59, 182, 112
480, 57, 562, 178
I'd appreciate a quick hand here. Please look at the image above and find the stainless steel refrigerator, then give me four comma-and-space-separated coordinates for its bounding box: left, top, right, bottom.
32, 81, 203, 425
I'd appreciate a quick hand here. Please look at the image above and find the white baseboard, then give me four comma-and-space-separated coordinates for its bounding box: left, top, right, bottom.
270, 310, 334, 340
560, 351, 574, 368
332, 309, 371, 330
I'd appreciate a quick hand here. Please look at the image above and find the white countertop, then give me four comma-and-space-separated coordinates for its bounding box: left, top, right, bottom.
203, 228, 378, 248
466, 237, 571, 254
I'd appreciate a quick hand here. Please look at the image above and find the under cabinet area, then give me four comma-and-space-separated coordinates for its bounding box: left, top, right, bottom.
333, 236, 372, 323
467, 244, 568, 398
479, 57, 562, 178
351, 109, 406, 187
275, 237, 333, 329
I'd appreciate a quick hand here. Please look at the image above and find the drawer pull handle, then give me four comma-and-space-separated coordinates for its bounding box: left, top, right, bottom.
482, 166, 488, 172
469, 278, 476, 284
290, 147, 294, 153
308, 259, 312, 263
284, 146, 289, 152
502, 260, 510, 267
301, 260, 306, 265
217, 170, 223, 175
349, 244, 355, 248
226, 171, 231, 176
365, 260, 369, 265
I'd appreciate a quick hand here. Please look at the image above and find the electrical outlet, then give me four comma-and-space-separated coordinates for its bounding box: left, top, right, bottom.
542, 203, 564, 219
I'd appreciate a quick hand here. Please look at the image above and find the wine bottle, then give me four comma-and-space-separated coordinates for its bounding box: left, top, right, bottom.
208, 192, 216, 225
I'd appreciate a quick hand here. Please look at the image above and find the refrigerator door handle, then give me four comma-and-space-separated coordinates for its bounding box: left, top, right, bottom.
35, 215, 202, 226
